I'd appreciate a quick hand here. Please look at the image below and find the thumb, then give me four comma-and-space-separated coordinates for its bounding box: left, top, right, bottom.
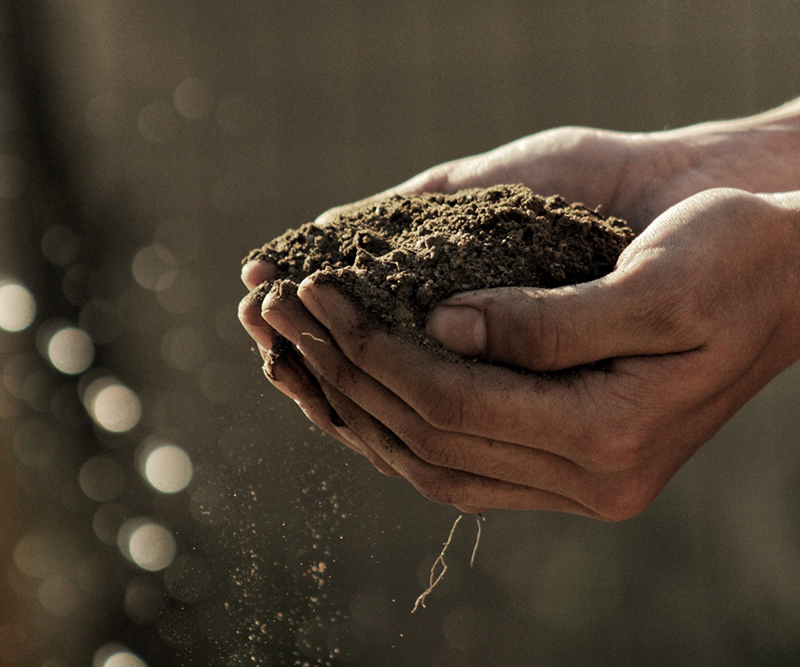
425, 272, 700, 372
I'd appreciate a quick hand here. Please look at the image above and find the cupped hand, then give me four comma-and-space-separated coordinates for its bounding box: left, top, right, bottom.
239, 115, 800, 516
239, 126, 720, 458
261, 188, 800, 519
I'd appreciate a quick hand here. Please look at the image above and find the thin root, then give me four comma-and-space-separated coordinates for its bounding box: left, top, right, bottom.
412, 513, 486, 613
300, 331, 330, 345
470, 514, 484, 569
412, 515, 462, 613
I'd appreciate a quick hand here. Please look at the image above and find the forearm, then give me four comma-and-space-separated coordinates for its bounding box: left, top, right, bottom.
660, 97, 800, 195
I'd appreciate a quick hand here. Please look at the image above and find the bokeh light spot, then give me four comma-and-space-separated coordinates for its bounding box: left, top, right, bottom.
94, 644, 147, 667
160, 326, 204, 371
131, 244, 177, 291
155, 270, 202, 314
38, 575, 81, 617
47, 327, 94, 375
173, 77, 213, 120
93, 503, 130, 546
119, 520, 176, 572
0, 282, 36, 332
85, 378, 141, 433
61, 264, 92, 306
104, 652, 147, 667
14, 534, 58, 579
144, 444, 193, 494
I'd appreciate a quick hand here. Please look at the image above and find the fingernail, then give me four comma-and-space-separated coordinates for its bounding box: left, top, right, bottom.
262, 364, 302, 401
262, 309, 299, 346
298, 281, 331, 328
239, 296, 277, 349
246, 323, 273, 350
242, 255, 278, 285
427, 306, 486, 357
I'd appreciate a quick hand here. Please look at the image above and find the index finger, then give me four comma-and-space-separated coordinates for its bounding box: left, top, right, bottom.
241, 258, 277, 291
297, 280, 607, 460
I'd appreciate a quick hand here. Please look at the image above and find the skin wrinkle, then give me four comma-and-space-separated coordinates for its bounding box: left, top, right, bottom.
294, 292, 608, 512
240, 102, 800, 518
601, 134, 633, 224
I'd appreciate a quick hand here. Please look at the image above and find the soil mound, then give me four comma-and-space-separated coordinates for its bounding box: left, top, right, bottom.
245, 184, 633, 354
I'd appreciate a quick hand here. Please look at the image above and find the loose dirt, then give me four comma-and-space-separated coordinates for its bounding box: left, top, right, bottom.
244, 184, 633, 357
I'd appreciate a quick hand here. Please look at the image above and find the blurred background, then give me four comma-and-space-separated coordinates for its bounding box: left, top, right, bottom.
2, 1, 800, 665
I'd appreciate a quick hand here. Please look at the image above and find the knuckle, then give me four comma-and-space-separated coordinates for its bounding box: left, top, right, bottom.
510, 293, 573, 371
409, 162, 460, 193
526, 309, 558, 370
410, 469, 459, 506
337, 323, 371, 367
364, 450, 401, 478
698, 187, 760, 218
584, 424, 644, 473
329, 358, 359, 393
415, 374, 467, 432
539, 125, 597, 149
406, 431, 461, 469
634, 275, 707, 346
594, 481, 654, 522
603, 443, 641, 473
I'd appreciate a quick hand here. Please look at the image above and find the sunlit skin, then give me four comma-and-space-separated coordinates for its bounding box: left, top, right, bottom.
240, 99, 800, 519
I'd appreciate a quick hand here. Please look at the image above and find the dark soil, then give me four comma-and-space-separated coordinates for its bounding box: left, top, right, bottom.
245, 184, 633, 357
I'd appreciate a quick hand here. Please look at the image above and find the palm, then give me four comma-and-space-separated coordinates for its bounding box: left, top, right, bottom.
385, 127, 717, 235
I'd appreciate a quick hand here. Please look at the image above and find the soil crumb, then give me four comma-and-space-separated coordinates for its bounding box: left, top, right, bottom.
245, 184, 633, 354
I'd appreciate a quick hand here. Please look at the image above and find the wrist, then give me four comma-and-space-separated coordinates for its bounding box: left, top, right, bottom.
758, 189, 800, 367
656, 99, 800, 195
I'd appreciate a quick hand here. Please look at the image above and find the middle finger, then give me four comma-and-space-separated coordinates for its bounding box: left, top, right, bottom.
264, 291, 597, 506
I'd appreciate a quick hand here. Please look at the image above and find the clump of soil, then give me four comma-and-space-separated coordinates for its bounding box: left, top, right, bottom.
245, 184, 633, 354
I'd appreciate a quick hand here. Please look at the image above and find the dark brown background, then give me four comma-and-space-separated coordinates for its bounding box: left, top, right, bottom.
2, 1, 800, 665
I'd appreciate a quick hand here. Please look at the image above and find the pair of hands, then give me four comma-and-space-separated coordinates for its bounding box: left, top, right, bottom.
240, 122, 800, 520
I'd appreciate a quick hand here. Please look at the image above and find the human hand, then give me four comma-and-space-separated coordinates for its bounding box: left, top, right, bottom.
239, 125, 715, 461
240, 103, 800, 513
241, 108, 796, 346
261, 188, 800, 519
